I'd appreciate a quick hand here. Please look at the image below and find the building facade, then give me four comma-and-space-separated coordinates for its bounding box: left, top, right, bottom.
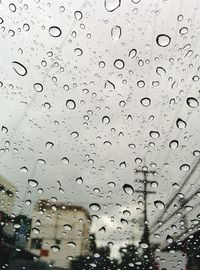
28, 200, 91, 269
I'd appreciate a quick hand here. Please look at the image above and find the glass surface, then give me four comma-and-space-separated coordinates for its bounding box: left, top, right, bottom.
0, 0, 200, 269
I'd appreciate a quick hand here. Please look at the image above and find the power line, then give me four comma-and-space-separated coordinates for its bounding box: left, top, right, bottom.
150, 157, 200, 231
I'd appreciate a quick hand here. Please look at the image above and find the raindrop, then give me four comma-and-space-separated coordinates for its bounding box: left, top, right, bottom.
32, 227, 40, 234
192, 75, 199, 82
76, 177, 83, 184
67, 242, 76, 248
128, 49, 137, 59
177, 14, 184, 21
114, 59, 125, 69
102, 116, 110, 124
179, 27, 188, 35
149, 131, 160, 139
71, 131, 79, 138
74, 11, 83, 21
20, 167, 28, 173
104, 80, 115, 91
120, 161, 126, 168
9, 3, 16, 12
140, 242, 149, 249
154, 200, 165, 210
156, 66, 166, 76
1, 126, 8, 134
151, 181, 158, 188
166, 235, 173, 243
104, 0, 121, 12
74, 48, 83, 56
37, 159, 46, 165
169, 140, 179, 149
64, 224, 72, 230
45, 142, 54, 149
66, 99, 76, 110
123, 184, 134, 195
28, 179, 38, 188
186, 97, 199, 108
12, 61, 27, 76
156, 34, 171, 47
89, 203, 101, 211
49, 26, 62, 37
176, 118, 187, 129
62, 157, 69, 164
172, 183, 180, 189
193, 150, 200, 157
111, 25, 121, 41
119, 100, 126, 107
23, 23, 30, 31
140, 97, 151, 107
128, 143, 135, 149
51, 245, 60, 253
137, 80, 145, 88
108, 182, 116, 188
33, 83, 43, 92
180, 164, 190, 172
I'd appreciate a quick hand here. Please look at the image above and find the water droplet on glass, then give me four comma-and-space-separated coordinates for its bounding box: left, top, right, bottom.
74, 48, 83, 56
172, 183, 180, 189
179, 27, 188, 35
64, 224, 72, 231
149, 131, 160, 139
20, 167, 28, 173
128, 143, 135, 149
108, 182, 116, 188
156, 34, 171, 47
166, 235, 173, 243
111, 25, 121, 41
49, 26, 62, 37
156, 66, 166, 76
51, 245, 60, 253
193, 150, 200, 157
123, 184, 134, 195
89, 203, 101, 211
33, 83, 43, 92
76, 177, 83, 184
45, 141, 54, 149
74, 11, 83, 21
66, 99, 76, 110
140, 97, 151, 107
186, 97, 199, 108
137, 80, 145, 88
128, 49, 137, 59
12, 61, 27, 76
1, 126, 8, 134
154, 200, 165, 210
169, 140, 179, 149
62, 157, 69, 164
9, 3, 16, 12
67, 242, 76, 248
114, 59, 125, 69
104, 0, 121, 12
102, 116, 110, 124
28, 179, 38, 188
180, 164, 190, 172
120, 161, 126, 168
176, 118, 187, 129
104, 80, 115, 91
71, 131, 79, 138
32, 227, 40, 234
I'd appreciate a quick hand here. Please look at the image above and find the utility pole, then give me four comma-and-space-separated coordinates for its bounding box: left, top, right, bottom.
135, 168, 157, 270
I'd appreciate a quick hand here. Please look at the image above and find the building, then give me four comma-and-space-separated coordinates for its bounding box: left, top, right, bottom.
0, 175, 16, 215
28, 200, 91, 269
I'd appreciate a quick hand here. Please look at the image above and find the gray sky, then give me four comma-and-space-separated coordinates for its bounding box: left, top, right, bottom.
0, 0, 200, 257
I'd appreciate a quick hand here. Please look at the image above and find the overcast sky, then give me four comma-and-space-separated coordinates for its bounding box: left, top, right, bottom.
0, 0, 200, 257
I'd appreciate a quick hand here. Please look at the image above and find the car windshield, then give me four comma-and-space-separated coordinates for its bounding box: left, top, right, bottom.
0, 0, 200, 269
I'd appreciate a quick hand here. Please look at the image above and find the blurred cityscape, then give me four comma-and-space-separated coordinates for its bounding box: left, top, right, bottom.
0, 175, 199, 270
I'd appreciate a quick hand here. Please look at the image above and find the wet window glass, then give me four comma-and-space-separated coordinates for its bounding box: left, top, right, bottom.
0, 0, 200, 269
